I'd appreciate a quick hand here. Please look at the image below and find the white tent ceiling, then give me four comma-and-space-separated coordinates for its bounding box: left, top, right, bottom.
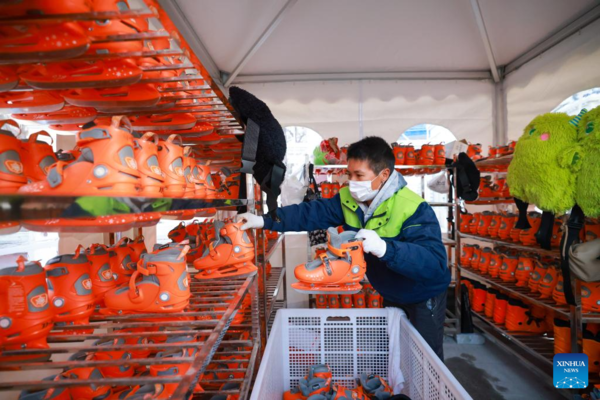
161, 0, 600, 147
172, 0, 596, 79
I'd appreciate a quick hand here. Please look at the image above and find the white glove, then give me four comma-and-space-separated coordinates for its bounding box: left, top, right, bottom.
355, 229, 387, 258
236, 212, 264, 230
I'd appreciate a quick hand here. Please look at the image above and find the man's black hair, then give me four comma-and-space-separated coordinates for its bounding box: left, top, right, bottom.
347, 136, 395, 174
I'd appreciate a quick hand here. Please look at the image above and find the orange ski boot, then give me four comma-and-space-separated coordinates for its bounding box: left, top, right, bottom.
19, 116, 141, 197
515, 256, 535, 287
478, 248, 493, 274
134, 132, 164, 198
19, 131, 57, 183
86, 244, 117, 305
149, 348, 203, 395
519, 213, 542, 246
499, 254, 519, 283
109, 237, 137, 286
130, 236, 147, 262
488, 214, 503, 238
459, 213, 474, 232
357, 373, 393, 400
327, 294, 340, 309
493, 293, 509, 325
104, 246, 191, 314
14, 105, 98, 125
553, 276, 567, 306
505, 299, 547, 333
367, 290, 382, 308
63, 84, 160, 109
551, 219, 563, 248
0, 120, 27, 193
0, 23, 89, 62
581, 282, 600, 313
0, 256, 53, 363
471, 283, 487, 312
292, 228, 366, 294
498, 213, 517, 240
392, 143, 406, 165
477, 211, 495, 236
469, 213, 481, 234
325, 384, 368, 400
69, 337, 135, 378
353, 292, 366, 308
340, 294, 353, 308
157, 134, 186, 197
0, 90, 64, 115
467, 143, 482, 160
488, 252, 502, 278
538, 266, 559, 299
62, 368, 113, 399
528, 260, 547, 294
193, 221, 257, 280
18, 375, 71, 400
131, 113, 197, 131
404, 145, 416, 165
470, 246, 482, 269
585, 218, 600, 242
434, 143, 446, 165
44, 247, 94, 335
169, 222, 187, 243
485, 289, 497, 319
21, 60, 142, 90
315, 294, 328, 309
460, 244, 476, 267
553, 318, 571, 354
419, 144, 435, 165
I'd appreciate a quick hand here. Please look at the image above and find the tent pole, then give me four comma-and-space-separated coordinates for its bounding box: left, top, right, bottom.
468, 0, 500, 83
492, 82, 507, 146
224, 0, 299, 87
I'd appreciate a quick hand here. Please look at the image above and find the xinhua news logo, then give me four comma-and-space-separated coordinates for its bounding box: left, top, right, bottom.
553, 353, 588, 389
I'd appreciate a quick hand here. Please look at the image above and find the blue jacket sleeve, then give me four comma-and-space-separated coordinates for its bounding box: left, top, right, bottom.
263, 194, 346, 232
379, 202, 448, 282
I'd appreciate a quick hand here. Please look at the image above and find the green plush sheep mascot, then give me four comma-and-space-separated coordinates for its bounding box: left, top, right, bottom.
507, 110, 587, 248
575, 106, 600, 218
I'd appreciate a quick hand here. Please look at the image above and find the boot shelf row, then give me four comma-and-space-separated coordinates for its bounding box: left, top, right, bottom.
458, 231, 560, 257
470, 308, 555, 370
0, 273, 257, 398
0, 196, 253, 223
458, 265, 571, 319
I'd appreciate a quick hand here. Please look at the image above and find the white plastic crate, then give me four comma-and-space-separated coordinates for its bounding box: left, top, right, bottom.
251, 308, 471, 400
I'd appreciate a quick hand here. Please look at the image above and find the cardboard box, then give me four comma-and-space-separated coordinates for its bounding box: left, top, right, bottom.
445, 139, 469, 158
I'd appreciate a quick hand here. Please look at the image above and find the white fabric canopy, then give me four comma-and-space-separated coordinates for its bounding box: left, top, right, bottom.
172, 0, 600, 145
505, 18, 600, 139
239, 79, 494, 147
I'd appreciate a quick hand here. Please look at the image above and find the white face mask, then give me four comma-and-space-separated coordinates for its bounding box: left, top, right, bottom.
349, 172, 383, 203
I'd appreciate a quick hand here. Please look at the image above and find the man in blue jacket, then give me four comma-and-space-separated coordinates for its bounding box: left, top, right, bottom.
238, 136, 450, 360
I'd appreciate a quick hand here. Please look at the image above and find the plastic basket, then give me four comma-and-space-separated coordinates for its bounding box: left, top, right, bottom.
251, 308, 471, 400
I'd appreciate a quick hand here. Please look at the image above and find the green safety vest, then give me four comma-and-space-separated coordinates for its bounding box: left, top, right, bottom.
339, 186, 424, 238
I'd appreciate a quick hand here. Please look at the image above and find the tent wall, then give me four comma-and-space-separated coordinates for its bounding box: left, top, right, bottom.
504, 18, 600, 139
239, 79, 495, 147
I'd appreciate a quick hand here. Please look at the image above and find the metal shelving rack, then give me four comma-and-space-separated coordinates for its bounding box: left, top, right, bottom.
455, 153, 595, 395
308, 163, 461, 333
0, 1, 266, 398
0, 273, 257, 399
